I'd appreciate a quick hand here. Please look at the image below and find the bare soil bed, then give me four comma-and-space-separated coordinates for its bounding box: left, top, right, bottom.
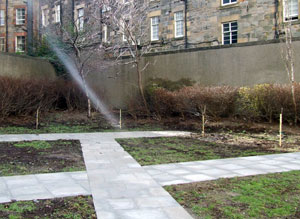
0, 196, 96, 218
0, 140, 85, 176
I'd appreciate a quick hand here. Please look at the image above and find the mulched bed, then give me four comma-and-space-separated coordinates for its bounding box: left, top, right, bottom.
165, 171, 300, 218
0, 196, 96, 218
0, 140, 85, 176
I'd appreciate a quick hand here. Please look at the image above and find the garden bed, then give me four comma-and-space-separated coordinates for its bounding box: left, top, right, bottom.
116, 133, 300, 166
0, 196, 96, 218
0, 140, 85, 176
165, 170, 300, 218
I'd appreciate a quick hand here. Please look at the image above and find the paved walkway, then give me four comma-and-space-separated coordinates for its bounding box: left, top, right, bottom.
144, 152, 300, 186
0, 131, 192, 219
1, 131, 300, 219
0, 172, 90, 204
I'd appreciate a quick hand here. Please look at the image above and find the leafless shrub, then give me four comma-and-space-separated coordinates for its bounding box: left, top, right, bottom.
0, 76, 86, 119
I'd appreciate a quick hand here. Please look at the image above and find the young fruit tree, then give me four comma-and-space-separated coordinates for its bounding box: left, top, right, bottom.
98, 0, 153, 114
282, 0, 298, 125
46, 4, 105, 118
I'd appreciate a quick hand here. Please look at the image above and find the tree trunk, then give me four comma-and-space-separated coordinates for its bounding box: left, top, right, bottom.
80, 69, 92, 118
285, 19, 297, 125
136, 61, 149, 115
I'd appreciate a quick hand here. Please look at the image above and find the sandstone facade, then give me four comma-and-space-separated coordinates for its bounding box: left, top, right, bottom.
0, 0, 39, 53
40, 0, 300, 51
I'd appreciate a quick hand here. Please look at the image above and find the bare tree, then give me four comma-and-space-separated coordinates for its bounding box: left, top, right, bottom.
282, 0, 297, 124
98, 0, 153, 113
49, 5, 103, 118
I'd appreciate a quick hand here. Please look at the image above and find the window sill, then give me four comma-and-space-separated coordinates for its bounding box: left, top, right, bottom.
284, 19, 300, 25
172, 36, 184, 41
219, 3, 239, 10
150, 40, 161, 45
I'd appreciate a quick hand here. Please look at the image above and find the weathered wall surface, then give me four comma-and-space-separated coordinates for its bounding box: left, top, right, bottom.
87, 39, 300, 108
0, 53, 56, 79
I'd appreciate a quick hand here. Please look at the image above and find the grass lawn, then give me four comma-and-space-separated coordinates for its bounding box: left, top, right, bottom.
0, 196, 96, 219
116, 136, 288, 166
0, 140, 85, 176
165, 170, 300, 219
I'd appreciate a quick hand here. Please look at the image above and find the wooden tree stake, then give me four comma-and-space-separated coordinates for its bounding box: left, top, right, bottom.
36, 107, 40, 130
119, 109, 122, 129
279, 108, 283, 147
202, 105, 206, 137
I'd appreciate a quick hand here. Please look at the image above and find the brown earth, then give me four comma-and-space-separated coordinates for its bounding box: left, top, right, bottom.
0, 140, 85, 176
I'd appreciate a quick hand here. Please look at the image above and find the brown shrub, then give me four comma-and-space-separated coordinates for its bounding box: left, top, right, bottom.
0, 76, 86, 118
148, 86, 238, 119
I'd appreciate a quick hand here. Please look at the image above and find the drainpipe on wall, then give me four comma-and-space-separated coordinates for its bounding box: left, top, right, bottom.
183, 0, 188, 49
99, 6, 103, 43
274, 0, 279, 39
5, 0, 8, 52
71, 0, 75, 25
27, 0, 34, 55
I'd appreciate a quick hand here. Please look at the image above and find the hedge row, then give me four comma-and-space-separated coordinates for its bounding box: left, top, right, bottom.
0, 76, 87, 118
133, 83, 300, 123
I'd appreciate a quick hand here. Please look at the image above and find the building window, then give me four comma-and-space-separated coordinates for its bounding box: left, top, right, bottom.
102, 24, 108, 43
0, 10, 4, 26
222, 0, 237, 6
16, 8, 26, 25
151, 16, 159, 41
55, 5, 61, 23
0, 38, 5, 52
15, 36, 26, 53
77, 8, 84, 31
174, 11, 184, 38
284, 0, 299, 21
42, 9, 47, 26
122, 19, 129, 42
222, 21, 238, 45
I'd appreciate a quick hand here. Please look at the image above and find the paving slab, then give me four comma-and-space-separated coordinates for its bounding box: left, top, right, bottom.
0, 172, 90, 204
144, 152, 300, 186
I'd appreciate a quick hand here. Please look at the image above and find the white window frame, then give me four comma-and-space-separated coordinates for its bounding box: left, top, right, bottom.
151, 16, 159, 41
0, 10, 5, 26
283, 0, 299, 22
122, 19, 129, 42
0, 37, 5, 52
77, 8, 84, 31
174, 11, 184, 38
102, 24, 108, 43
55, 4, 61, 23
222, 21, 238, 45
15, 36, 26, 53
222, 0, 238, 6
16, 8, 26, 25
42, 9, 46, 26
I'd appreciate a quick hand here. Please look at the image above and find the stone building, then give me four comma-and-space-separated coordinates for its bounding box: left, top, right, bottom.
39, 0, 300, 51
148, 0, 300, 51
0, 0, 40, 54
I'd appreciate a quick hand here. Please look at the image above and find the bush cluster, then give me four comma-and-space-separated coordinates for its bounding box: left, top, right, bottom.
132, 79, 300, 123
0, 76, 86, 118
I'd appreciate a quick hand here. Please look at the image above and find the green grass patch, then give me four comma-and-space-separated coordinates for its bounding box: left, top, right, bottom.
0, 196, 96, 218
13, 141, 51, 150
116, 137, 287, 166
165, 171, 300, 219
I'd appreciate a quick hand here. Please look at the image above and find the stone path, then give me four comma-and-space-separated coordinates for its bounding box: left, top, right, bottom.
0, 131, 192, 219
144, 152, 300, 186
0, 172, 90, 204
1, 131, 300, 218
